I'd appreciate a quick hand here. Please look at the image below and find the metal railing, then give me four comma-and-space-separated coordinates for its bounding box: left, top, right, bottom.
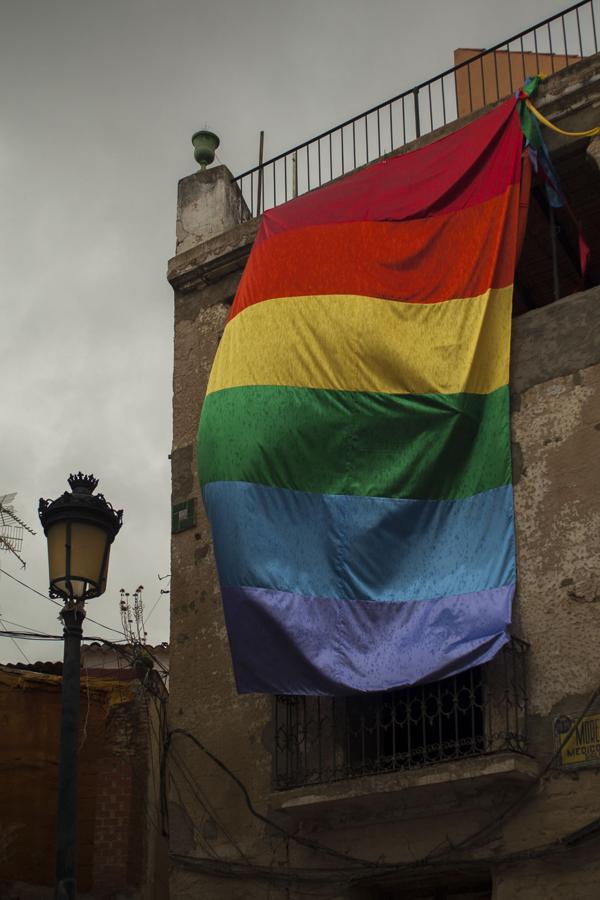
274, 637, 528, 790
235, 1, 597, 218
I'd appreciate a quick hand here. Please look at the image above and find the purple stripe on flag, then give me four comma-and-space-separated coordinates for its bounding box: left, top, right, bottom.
221, 584, 514, 695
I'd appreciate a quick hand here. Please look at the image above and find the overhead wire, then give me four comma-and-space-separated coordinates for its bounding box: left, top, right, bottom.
114, 647, 600, 889
169, 754, 224, 862
0, 630, 63, 641
0, 566, 128, 636
0, 566, 61, 606
431, 682, 600, 858
166, 679, 600, 885
140, 643, 169, 676
135, 675, 172, 841
134, 695, 166, 841
144, 591, 163, 626
167, 728, 386, 870
11, 569, 596, 883
0, 630, 129, 644
0, 615, 42, 633
169, 740, 250, 864
0, 619, 31, 664
84, 614, 124, 637
170, 852, 355, 896
170, 824, 600, 892
138, 677, 253, 864
144, 696, 172, 841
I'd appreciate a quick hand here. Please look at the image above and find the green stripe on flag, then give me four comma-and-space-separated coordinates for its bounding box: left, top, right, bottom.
198, 384, 510, 502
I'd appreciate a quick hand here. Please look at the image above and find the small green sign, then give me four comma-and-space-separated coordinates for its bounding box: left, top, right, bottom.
172, 498, 196, 534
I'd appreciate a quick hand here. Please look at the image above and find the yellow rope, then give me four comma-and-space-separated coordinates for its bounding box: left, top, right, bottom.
525, 98, 600, 138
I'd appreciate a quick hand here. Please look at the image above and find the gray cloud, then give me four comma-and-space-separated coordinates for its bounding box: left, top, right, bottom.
1, 0, 565, 661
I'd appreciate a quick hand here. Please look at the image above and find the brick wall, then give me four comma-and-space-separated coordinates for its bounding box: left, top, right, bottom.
0, 665, 168, 899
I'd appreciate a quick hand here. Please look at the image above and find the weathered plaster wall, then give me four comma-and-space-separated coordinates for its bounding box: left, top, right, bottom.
176, 165, 249, 255
170, 282, 277, 900
168, 263, 600, 898
494, 848, 600, 900
168, 59, 600, 896
514, 367, 600, 716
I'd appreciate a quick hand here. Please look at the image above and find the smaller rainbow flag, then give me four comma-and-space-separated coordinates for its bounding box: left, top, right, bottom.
198, 98, 524, 695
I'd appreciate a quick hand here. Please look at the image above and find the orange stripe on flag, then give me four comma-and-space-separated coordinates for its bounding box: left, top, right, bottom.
231, 186, 520, 320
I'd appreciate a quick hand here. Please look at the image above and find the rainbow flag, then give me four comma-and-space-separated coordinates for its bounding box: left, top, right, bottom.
198, 97, 524, 695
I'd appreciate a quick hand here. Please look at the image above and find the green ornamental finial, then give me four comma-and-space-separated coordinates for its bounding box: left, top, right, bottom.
191, 129, 220, 170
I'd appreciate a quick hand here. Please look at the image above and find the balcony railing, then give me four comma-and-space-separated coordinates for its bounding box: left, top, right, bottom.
235, 1, 598, 218
274, 637, 528, 790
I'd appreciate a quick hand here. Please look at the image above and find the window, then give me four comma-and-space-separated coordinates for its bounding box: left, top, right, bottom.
274, 638, 527, 789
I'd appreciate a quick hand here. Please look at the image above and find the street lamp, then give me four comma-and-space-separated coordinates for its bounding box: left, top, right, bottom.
39, 473, 122, 900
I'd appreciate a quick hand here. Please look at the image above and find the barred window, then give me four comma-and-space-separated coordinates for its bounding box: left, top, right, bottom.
274, 638, 527, 789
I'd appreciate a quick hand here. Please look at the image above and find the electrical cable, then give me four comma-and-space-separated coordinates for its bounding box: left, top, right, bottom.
140, 686, 172, 829
432, 682, 600, 858
0, 619, 31, 664
6, 607, 590, 880
144, 591, 163, 626
171, 804, 600, 891
135, 694, 167, 841
0, 630, 129, 643
122, 653, 600, 890
141, 680, 248, 861
169, 754, 224, 862
0, 616, 41, 633
140, 644, 169, 676
170, 852, 364, 898
170, 851, 361, 885
167, 683, 600, 884
169, 825, 598, 890
142, 684, 173, 835
169, 742, 251, 864
167, 728, 390, 870
0, 630, 63, 641
85, 614, 128, 637
0, 566, 125, 636
0, 567, 61, 606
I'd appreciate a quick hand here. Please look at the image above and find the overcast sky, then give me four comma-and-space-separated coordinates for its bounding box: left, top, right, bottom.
0, 0, 580, 663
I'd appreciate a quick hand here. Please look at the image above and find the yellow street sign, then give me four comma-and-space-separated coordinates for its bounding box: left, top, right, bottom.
555, 714, 600, 768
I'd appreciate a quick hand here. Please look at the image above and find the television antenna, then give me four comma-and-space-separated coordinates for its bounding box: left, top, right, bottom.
0, 493, 36, 568
119, 585, 147, 646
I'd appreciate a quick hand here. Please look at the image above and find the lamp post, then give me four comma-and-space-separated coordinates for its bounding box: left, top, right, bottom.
39, 473, 122, 900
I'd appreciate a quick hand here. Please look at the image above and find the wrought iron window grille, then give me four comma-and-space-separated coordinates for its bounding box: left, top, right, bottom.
274, 637, 528, 790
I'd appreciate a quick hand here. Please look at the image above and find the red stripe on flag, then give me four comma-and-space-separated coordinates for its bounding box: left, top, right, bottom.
258, 98, 521, 243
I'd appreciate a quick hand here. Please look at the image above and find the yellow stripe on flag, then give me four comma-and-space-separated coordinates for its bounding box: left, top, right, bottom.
207, 288, 513, 397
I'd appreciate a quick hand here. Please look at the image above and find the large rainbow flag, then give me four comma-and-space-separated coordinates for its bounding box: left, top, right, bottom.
198, 97, 524, 695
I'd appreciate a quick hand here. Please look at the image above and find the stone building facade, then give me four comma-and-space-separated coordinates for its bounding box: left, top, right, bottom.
167, 54, 600, 899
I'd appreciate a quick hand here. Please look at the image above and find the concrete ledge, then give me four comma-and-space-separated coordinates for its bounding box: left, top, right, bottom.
533, 52, 600, 154
274, 752, 540, 820
167, 217, 259, 293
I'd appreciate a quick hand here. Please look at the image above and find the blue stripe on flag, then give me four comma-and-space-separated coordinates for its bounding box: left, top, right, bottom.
203, 481, 515, 603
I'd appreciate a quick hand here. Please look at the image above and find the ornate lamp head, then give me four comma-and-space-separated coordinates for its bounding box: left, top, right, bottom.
39, 474, 122, 602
